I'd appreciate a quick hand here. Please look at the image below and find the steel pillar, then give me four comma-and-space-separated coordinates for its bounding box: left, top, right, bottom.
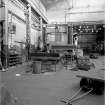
1, 0, 9, 68
25, 4, 31, 61
68, 25, 73, 44
39, 17, 43, 48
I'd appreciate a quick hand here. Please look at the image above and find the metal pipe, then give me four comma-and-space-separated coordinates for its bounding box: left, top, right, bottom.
67, 11, 105, 14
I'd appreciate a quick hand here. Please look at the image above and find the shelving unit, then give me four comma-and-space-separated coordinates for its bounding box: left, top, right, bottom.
9, 54, 22, 67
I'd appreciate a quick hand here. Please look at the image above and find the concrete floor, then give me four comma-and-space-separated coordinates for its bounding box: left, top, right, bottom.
0, 56, 105, 105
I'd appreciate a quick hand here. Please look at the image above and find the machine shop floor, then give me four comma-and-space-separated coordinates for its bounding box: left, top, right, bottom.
0, 56, 105, 105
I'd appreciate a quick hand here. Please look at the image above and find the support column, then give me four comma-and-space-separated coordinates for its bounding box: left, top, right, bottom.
42, 25, 46, 46
25, 4, 31, 61
68, 25, 73, 44
39, 17, 43, 48
40, 17, 43, 32
1, 0, 9, 68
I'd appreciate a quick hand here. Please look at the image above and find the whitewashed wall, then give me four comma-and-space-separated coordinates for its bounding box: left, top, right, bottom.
31, 28, 39, 47
0, 7, 5, 21
7, 0, 42, 47
7, 0, 26, 47
12, 17, 26, 42
8, 0, 26, 21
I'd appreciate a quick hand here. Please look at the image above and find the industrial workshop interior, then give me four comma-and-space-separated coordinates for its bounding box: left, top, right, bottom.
0, 0, 105, 105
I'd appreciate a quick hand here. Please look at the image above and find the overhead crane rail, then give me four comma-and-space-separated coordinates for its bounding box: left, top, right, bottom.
67, 10, 105, 14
